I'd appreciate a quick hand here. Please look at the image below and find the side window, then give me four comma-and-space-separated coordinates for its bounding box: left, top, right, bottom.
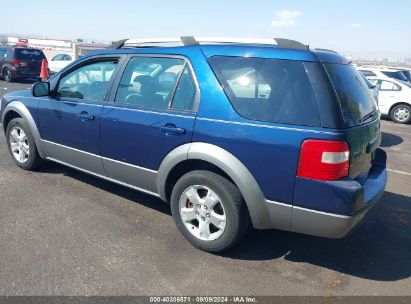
380, 80, 401, 91
115, 56, 185, 109
208, 56, 320, 126
52, 54, 63, 61
171, 66, 196, 111
0, 50, 5, 58
359, 70, 376, 77
64, 55, 72, 61
57, 60, 118, 101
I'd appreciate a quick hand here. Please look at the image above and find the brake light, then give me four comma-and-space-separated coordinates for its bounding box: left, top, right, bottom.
13, 59, 19, 67
297, 139, 350, 181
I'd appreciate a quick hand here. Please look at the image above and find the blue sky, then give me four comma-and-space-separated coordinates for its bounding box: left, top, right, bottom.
1, 0, 409, 58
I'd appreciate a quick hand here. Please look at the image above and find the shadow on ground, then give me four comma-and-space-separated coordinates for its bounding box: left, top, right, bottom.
38, 163, 411, 282
380, 132, 403, 148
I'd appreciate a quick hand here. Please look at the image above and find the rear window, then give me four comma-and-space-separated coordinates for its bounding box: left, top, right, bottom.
381, 71, 408, 82
14, 48, 45, 60
358, 70, 376, 77
325, 64, 377, 127
208, 56, 320, 127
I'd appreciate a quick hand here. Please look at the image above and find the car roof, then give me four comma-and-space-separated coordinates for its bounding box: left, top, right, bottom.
84, 44, 347, 64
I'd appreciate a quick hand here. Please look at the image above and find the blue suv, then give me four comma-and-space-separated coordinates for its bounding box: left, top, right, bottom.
0, 37, 387, 252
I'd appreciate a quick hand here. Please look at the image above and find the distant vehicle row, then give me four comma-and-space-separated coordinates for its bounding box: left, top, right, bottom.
0, 46, 74, 82
358, 66, 411, 124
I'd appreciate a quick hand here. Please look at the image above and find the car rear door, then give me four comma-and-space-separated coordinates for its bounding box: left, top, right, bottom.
372, 79, 402, 115
38, 55, 124, 174
100, 55, 198, 194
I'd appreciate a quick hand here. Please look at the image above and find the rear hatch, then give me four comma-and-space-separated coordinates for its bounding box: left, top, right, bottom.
323, 62, 380, 180
14, 48, 45, 74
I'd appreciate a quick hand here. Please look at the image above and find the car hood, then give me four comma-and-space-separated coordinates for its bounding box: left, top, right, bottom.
3, 88, 32, 100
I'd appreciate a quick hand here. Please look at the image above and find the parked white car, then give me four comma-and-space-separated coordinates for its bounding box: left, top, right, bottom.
358, 67, 408, 82
48, 53, 73, 73
368, 77, 411, 124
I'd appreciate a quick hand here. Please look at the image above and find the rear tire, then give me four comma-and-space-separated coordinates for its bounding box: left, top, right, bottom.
170, 170, 250, 252
390, 104, 411, 124
3, 68, 13, 82
6, 118, 44, 170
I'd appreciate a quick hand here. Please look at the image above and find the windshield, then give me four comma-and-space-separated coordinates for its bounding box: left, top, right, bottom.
325, 64, 378, 127
14, 48, 45, 60
399, 80, 411, 88
360, 73, 375, 89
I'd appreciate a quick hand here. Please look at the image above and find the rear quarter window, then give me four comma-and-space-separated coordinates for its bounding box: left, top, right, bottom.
208, 56, 321, 127
325, 64, 377, 127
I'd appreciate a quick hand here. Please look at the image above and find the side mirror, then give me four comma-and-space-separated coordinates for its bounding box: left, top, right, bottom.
32, 82, 50, 97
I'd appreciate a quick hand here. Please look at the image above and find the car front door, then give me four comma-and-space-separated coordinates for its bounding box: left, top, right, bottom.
38, 56, 123, 174
374, 79, 401, 114
100, 55, 198, 194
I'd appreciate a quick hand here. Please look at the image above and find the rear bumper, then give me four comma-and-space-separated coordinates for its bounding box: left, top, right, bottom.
291, 148, 387, 238
261, 148, 387, 238
10, 67, 40, 79
291, 183, 384, 238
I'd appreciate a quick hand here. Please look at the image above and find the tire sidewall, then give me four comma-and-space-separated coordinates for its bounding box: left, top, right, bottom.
391, 104, 411, 124
171, 171, 243, 252
6, 118, 38, 169
4, 68, 12, 82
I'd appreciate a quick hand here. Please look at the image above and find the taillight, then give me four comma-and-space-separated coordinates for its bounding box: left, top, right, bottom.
13, 59, 19, 67
297, 139, 350, 181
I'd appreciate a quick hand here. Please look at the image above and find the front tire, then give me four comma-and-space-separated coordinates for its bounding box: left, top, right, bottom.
171, 170, 250, 252
6, 118, 44, 170
390, 104, 411, 124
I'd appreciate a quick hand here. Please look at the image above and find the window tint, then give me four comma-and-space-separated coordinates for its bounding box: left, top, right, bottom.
171, 66, 196, 111
116, 57, 185, 109
381, 71, 408, 81
15, 48, 45, 60
325, 63, 377, 126
379, 80, 401, 91
57, 60, 117, 101
358, 70, 376, 77
52, 54, 64, 61
208, 56, 320, 126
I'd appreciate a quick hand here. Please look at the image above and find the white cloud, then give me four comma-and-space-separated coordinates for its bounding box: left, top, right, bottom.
351, 23, 363, 28
271, 10, 303, 28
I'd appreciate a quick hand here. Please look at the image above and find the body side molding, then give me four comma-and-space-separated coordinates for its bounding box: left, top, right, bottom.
1, 100, 48, 159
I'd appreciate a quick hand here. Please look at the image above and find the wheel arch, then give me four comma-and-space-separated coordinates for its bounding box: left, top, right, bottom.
2, 101, 47, 158
157, 142, 272, 228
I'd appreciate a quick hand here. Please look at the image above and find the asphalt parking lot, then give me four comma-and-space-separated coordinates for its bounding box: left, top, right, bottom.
0, 80, 410, 296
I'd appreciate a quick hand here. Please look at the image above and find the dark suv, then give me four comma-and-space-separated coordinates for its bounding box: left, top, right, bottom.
0, 37, 387, 252
0, 47, 46, 82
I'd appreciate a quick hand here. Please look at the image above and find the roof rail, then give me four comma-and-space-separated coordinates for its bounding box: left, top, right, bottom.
119, 36, 279, 49
107, 39, 128, 49
109, 36, 309, 50
274, 38, 309, 50
314, 48, 339, 54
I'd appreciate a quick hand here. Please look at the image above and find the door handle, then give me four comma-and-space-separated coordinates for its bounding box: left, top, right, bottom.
77, 112, 94, 121
161, 124, 185, 135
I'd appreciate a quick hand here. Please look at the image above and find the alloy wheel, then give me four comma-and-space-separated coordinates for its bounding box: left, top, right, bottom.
179, 185, 227, 241
9, 127, 30, 163
394, 107, 410, 122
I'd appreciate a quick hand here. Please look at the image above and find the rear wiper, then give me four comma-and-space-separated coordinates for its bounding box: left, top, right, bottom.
359, 110, 377, 123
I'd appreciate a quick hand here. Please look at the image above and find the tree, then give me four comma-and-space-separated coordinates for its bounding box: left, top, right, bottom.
0, 37, 8, 46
